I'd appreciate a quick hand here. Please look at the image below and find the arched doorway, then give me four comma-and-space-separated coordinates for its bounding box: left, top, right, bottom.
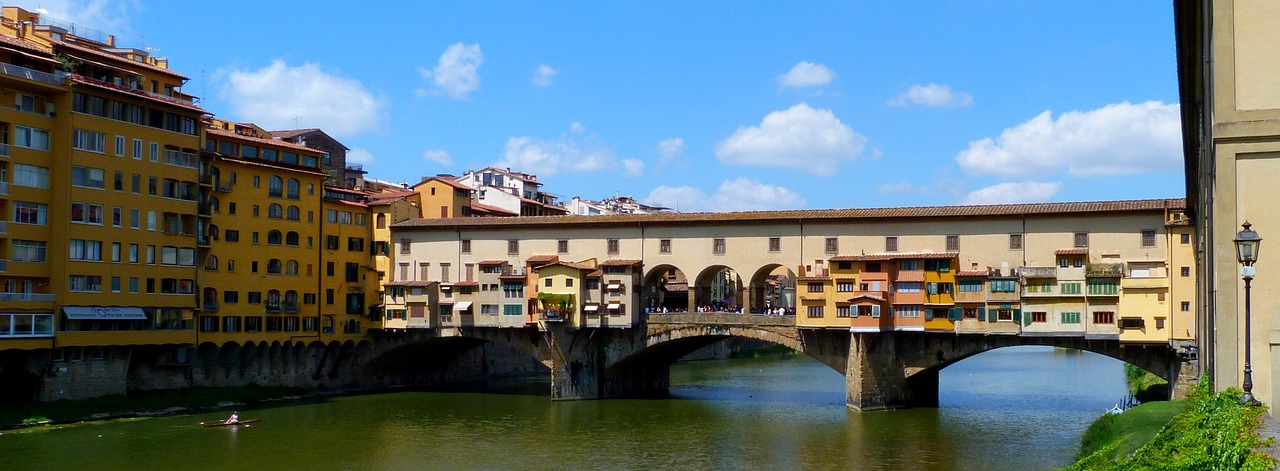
695, 265, 743, 312
643, 264, 689, 312
749, 264, 796, 314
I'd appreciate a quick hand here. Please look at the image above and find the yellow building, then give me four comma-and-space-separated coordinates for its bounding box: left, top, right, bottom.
198, 121, 327, 346
0, 7, 206, 399
320, 186, 379, 339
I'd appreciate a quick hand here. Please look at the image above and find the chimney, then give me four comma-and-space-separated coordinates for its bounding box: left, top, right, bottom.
107, 35, 115, 46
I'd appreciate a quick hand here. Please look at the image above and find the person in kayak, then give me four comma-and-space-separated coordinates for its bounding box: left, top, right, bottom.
226, 411, 240, 424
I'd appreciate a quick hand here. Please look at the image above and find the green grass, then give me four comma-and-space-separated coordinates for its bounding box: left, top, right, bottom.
0, 385, 318, 429
1065, 381, 1277, 470
1077, 401, 1184, 461
1124, 364, 1170, 403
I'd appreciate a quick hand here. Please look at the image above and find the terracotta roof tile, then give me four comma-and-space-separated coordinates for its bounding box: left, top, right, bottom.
57, 39, 188, 79
797, 276, 830, 282
392, 198, 1185, 230
206, 127, 325, 155
383, 280, 436, 287
599, 259, 643, 267
1055, 248, 1090, 255
477, 260, 506, 266
451, 281, 479, 287
268, 128, 321, 139
956, 270, 990, 277
526, 255, 559, 264
828, 252, 960, 262
70, 75, 205, 113
470, 201, 518, 217
211, 152, 328, 177
532, 260, 596, 273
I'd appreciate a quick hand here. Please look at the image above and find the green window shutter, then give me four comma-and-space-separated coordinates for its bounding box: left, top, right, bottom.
948, 306, 962, 320
1018, 308, 1030, 326
925, 309, 934, 321
1013, 309, 1021, 324
986, 307, 997, 323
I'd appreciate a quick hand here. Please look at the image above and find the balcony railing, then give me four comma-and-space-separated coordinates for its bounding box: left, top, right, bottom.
0, 62, 66, 86
1086, 263, 1125, 277
265, 302, 281, 313
163, 149, 200, 169
1020, 267, 1057, 278
0, 292, 56, 302
215, 181, 234, 192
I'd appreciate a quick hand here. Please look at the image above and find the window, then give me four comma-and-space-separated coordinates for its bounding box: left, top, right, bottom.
836, 306, 852, 317
348, 237, 364, 252
72, 129, 105, 152
267, 231, 283, 245
440, 263, 450, 283
508, 240, 519, 255
1061, 312, 1081, 324
660, 239, 672, 254
807, 283, 824, 293
900, 260, 919, 271
1010, 234, 1023, 250
1074, 232, 1089, 248
989, 279, 1016, 293
1087, 280, 1118, 295
286, 232, 299, 247
1181, 302, 1191, 312
565, 278, 574, 287
897, 282, 921, 293
268, 203, 283, 219
1092, 311, 1115, 324
69, 239, 102, 261
14, 201, 47, 225
767, 237, 781, 252
132, 139, 142, 159
113, 171, 124, 191
712, 238, 726, 254
128, 244, 139, 263
1181, 233, 1191, 244
503, 304, 523, 316
545, 278, 553, 287
70, 202, 104, 224
268, 176, 283, 197
111, 243, 121, 262
1030, 312, 1047, 323
225, 230, 239, 242
885, 236, 898, 252
346, 262, 360, 282
1061, 282, 1082, 295
13, 164, 49, 188
286, 179, 299, 199
461, 239, 471, 254
1181, 266, 1190, 277
1118, 317, 1144, 329
825, 237, 838, 254
400, 238, 411, 254
807, 306, 824, 318
896, 306, 922, 318
946, 235, 960, 252
11, 240, 46, 262
150, 142, 160, 162
115, 135, 125, 156
958, 280, 983, 292
608, 239, 620, 255
326, 235, 340, 250
13, 125, 50, 150
69, 275, 102, 292
837, 282, 854, 292
1141, 230, 1156, 247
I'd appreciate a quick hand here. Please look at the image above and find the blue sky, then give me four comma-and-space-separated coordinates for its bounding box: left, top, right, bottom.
46, 1, 1181, 211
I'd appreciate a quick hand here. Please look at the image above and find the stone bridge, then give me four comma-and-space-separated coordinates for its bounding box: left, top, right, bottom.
358, 312, 1191, 410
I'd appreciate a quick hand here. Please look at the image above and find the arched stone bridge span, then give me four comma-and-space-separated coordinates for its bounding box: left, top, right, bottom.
361, 313, 1191, 410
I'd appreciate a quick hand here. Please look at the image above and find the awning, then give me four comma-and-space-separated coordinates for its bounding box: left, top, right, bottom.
606, 283, 622, 290
63, 306, 147, 320
584, 304, 600, 312
0, 45, 58, 65
453, 301, 473, 312
606, 303, 622, 310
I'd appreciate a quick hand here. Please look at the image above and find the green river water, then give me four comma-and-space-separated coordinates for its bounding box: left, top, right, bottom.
0, 346, 1128, 470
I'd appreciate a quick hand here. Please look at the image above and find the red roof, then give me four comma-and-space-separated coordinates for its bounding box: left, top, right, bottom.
383, 280, 436, 287
56, 39, 188, 80
470, 201, 518, 217
526, 255, 559, 264
1055, 248, 1090, 255
829, 252, 959, 262
956, 270, 989, 277
477, 260, 506, 266
70, 75, 205, 113
599, 259, 643, 267
206, 127, 323, 155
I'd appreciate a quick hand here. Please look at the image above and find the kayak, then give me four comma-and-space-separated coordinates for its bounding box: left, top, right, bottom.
199, 418, 262, 428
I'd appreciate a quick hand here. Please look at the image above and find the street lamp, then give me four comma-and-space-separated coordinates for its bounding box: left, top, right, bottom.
1234, 221, 1262, 406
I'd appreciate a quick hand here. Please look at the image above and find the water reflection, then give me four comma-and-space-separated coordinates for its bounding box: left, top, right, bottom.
0, 346, 1124, 471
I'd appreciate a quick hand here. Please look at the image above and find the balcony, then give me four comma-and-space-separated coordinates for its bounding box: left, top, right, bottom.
1121, 277, 1169, 289
1086, 263, 1125, 278
163, 150, 200, 169
1020, 267, 1057, 278
265, 302, 281, 313
215, 181, 234, 192
0, 292, 56, 302
0, 62, 66, 86
283, 302, 299, 314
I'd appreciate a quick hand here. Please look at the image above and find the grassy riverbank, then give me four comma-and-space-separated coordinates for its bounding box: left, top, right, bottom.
0, 385, 317, 429
1065, 382, 1276, 470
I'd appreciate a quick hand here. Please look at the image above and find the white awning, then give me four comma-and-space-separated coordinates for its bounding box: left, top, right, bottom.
63, 306, 147, 320
606, 303, 622, 310
583, 304, 600, 312
453, 301, 473, 312
606, 283, 622, 290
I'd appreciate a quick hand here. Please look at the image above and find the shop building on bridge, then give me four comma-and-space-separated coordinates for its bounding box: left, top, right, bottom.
389, 198, 1196, 350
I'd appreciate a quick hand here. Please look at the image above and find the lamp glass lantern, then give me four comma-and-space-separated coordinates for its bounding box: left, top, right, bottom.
1236, 221, 1262, 268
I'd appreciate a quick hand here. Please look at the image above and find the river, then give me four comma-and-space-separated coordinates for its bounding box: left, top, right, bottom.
0, 346, 1128, 470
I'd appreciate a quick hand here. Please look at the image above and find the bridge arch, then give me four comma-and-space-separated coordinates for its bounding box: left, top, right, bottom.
693, 265, 745, 312
747, 263, 796, 314
642, 263, 691, 312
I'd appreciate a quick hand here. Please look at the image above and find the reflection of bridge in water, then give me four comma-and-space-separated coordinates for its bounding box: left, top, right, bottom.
367, 312, 1188, 410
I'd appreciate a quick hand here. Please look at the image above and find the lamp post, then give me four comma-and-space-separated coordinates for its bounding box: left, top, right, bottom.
1234, 221, 1263, 406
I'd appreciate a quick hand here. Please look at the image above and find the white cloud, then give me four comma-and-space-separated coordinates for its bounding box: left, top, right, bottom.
417, 43, 483, 98
347, 148, 375, 165
570, 122, 586, 134
646, 179, 806, 212
33, 0, 139, 41
498, 134, 616, 177
621, 159, 645, 177
657, 137, 685, 166
955, 101, 1182, 178
961, 181, 1062, 205
779, 61, 836, 88
532, 64, 557, 87
889, 83, 973, 107
221, 60, 385, 138
715, 103, 867, 176
423, 149, 452, 165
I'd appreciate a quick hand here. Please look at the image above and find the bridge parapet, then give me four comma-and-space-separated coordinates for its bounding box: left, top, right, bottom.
647, 312, 796, 327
